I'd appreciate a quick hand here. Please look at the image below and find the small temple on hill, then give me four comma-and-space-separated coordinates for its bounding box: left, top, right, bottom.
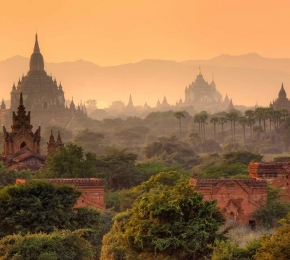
270, 83, 290, 111
0, 34, 87, 127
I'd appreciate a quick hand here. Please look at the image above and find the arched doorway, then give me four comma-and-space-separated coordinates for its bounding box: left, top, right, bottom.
43, 101, 48, 109
20, 142, 26, 149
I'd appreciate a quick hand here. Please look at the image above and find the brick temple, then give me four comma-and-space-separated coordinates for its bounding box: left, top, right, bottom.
191, 160, 290, 224
190, 178, 267, 224
17, 178, 105, 210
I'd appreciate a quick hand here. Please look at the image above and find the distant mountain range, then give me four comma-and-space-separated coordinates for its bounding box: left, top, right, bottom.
0, 53, 289, 108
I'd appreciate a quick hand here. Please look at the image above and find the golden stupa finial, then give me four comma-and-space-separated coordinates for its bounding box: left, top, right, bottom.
198, 66, 201, 75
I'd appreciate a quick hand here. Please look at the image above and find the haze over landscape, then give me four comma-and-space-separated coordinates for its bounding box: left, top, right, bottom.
2, 1, 290, 259
0, 0, 289, 108
1, 53, 290, 108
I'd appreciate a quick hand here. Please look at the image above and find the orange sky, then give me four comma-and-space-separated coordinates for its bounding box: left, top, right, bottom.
0, 0, 289, 65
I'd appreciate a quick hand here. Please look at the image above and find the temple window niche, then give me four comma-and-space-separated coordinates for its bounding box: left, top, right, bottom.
20, 142, 26, 149
43, 101, 48, 109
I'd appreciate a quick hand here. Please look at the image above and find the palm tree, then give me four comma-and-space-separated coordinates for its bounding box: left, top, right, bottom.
194, 113, 202, 135
218, 117, 227, 144
199, 111, 209, 139
245, 109, 255, 139
253, 125, 264, 150
226, 110, 239, 141
210, 116, 219, 140
174, 111, 185, 138
238, 116, 248, 144
254, 107, 265, 127
267, 107, 274, 133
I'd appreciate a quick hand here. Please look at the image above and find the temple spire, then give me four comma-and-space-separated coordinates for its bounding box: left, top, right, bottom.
198, 66, 201, 75
49, 130, 55, 143
19, 92, 23, 106
34, 33, 40, 53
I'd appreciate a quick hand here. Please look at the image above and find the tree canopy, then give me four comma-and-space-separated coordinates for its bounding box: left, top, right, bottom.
0, 181, 100, 238
101, 171, 224, 260
0, 229, 95, 260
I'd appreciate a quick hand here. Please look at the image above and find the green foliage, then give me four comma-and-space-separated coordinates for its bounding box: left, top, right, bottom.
201, 163, 249, 179
252, 185, 290, 228
222, 151, 263, 165
253, 217, 290, 259
0, 162, 33, 187
95, 209, 116, 258
74, 128, 104, 153
0, 229, 94, 260
101, 171, 224, 260
0, 181, 100, 239
45, 143, 98, 178
212, 239, 261, 260
95, 147, 142, 190
274, 156, 290, 162
223, 142, 243, 152
143, 136, 200, 169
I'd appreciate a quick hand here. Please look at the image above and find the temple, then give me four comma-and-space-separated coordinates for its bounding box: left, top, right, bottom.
190, 178, 267, 224
0, 34, 86, 127
191, 160, 290, 224
0, 93, 63, 170
16, 178, 106, 210
270, 83, 290, 111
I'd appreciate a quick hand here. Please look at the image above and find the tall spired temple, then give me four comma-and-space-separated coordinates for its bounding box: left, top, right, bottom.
184, 68, 222, 104
0, 34, 86, 127
270, 83, 290, 111
11, 34, 66, 111
181, 67, 230, 112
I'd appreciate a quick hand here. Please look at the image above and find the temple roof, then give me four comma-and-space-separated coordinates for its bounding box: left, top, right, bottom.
29, 34, 45, 73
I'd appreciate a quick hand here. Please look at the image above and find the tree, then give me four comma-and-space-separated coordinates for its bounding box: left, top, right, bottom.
189, 131, 202, 147
194, 113, 202, 135
226, 110, 239, 141
174, 111, 185, 138
238, 116, 248, 144
282, 117, 290, 151
0, 229, 95, 260
222, 151, 263, 165
101, 172, 224, 260
218, 116, 227, 143
245, 109, 255, 139
143, 136, 198, 169
210, 116, 219, 140
0, 181, 100, 238
254, 215, 290, 259
199, 111, 209, 138
252, 184, 290, 228
0, 162, 32, 187
45, 143, 98, 178
95, 147, 142, 190
253, 125, 264, 149
73, 128, 104, 153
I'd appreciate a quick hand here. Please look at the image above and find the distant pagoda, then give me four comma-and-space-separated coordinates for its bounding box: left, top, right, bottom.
0, 34, 87, 127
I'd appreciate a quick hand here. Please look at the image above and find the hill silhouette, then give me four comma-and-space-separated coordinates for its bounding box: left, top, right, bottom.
0, 53, 289, 108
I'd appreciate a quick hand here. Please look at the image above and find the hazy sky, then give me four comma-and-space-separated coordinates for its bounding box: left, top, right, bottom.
0, 0, 289, 65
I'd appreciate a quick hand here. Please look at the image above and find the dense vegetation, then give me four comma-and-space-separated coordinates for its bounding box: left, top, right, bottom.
0, 106, 290, 258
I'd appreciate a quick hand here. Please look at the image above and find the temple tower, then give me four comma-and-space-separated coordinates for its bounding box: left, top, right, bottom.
3, 92, 41, 156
